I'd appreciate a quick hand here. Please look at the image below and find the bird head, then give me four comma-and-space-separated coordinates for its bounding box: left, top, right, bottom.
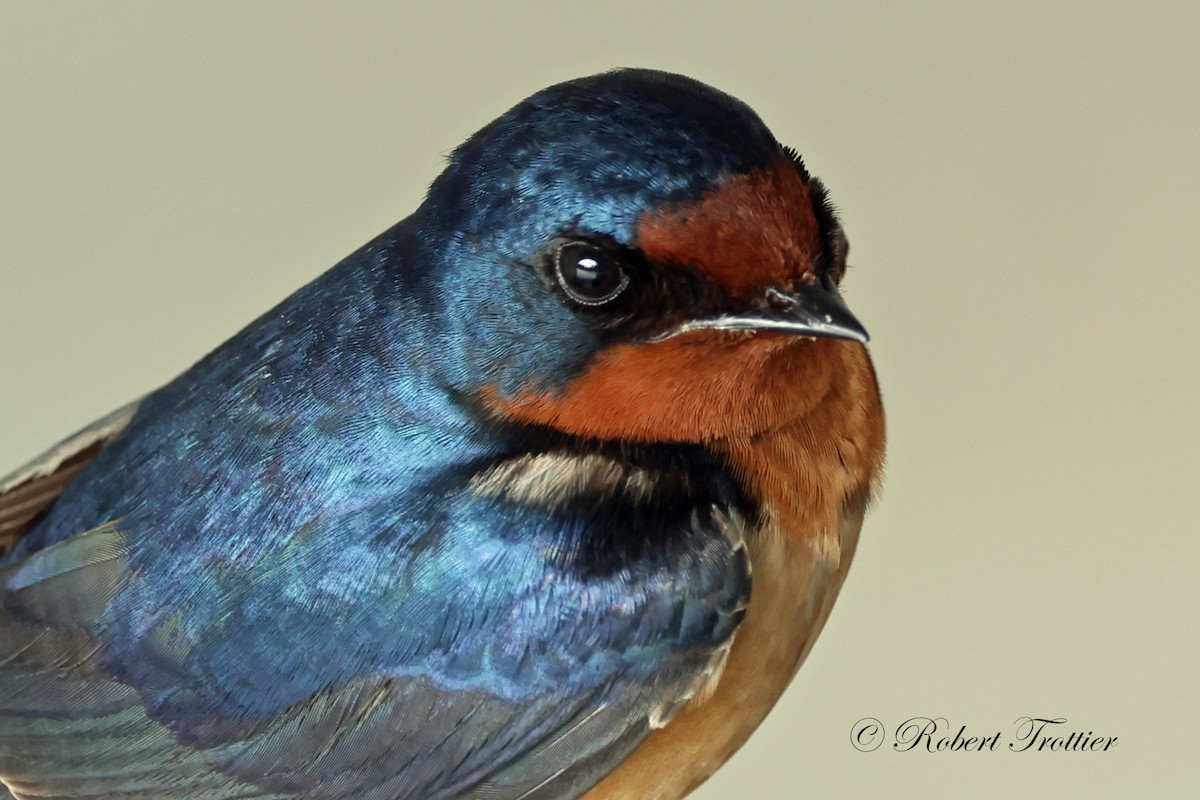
411, 69, 870, 443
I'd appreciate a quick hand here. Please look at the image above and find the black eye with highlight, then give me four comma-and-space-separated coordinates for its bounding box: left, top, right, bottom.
554, 242, 630, 306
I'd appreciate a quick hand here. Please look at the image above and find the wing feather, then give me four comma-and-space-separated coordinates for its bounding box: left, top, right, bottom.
1, 416, 750, 800
0, 402, 138, 554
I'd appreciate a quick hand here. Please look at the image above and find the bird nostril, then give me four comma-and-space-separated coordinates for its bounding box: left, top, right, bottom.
765, 288, 796, 312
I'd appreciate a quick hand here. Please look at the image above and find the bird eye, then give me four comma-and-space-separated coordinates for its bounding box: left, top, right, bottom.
554, 243, 630, 306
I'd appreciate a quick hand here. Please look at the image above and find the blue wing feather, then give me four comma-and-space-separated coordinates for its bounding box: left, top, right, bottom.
1, 397, 749, 800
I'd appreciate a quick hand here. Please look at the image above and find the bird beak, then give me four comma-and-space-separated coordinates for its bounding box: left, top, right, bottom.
656, 279, 870, 343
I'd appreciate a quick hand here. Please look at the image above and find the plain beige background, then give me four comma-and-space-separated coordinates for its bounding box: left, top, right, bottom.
1, 2, 1196, 798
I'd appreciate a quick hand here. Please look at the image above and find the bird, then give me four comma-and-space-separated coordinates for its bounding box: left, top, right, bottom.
0, 68, 885, 800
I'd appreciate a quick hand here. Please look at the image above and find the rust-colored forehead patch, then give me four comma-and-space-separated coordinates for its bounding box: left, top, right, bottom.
635, 158, 822, 297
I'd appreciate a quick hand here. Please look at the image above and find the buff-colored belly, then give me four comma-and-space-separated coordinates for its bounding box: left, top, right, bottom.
582, 503, 865, 800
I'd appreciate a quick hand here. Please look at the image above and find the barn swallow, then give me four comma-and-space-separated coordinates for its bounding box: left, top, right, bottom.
0, 68, 884, 800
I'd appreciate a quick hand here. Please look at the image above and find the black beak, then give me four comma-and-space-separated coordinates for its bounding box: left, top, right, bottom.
658, 279, 870, 343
